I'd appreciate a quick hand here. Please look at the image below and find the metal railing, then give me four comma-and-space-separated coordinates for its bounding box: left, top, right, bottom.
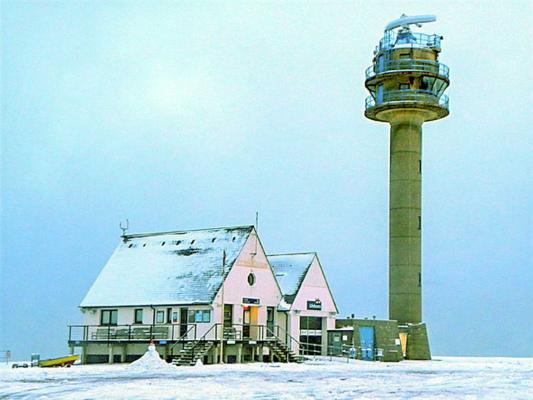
169, 324, 198, 357
365, 90, 449, 110
377, 31, 441, 52
67, 323, 197, 342
365, 59, 449, 79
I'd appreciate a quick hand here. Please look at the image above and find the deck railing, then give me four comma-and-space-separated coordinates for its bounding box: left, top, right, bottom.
365, 59, 449, 80
67, 324, 197, 343
377, 31, 442, 52
365, 90, 449, 110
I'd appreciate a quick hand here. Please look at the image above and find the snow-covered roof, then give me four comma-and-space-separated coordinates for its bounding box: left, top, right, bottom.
80, 226, 254, 307
268, 253, 315, 304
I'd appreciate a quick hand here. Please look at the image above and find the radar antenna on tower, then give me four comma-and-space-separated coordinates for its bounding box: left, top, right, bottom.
384, 14, 436, 32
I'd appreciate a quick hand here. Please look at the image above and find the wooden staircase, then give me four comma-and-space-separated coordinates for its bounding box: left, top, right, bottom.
171, 341, 214, 366
266, 338, 301, 363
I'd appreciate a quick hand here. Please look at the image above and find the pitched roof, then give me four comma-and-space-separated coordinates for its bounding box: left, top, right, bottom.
267, 253, 316, 304
80, 226, 254, 307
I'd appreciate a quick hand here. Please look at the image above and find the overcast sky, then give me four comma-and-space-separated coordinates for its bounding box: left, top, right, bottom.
1, 0, 531, 359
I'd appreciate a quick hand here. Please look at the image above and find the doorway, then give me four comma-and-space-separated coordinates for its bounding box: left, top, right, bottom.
359, 326, 375, 361
242, 306, 258, 339
377, 83, 384, 104
299, 316, 323, 355
266, 307, 275, 337
179, 307, 188, 337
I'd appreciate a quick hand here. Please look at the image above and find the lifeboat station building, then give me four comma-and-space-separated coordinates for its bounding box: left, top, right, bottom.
68, 226, 339, 365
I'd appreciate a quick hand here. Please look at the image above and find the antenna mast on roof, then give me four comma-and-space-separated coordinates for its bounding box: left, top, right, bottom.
119, 219, 129, 241
252, 211, 259, 256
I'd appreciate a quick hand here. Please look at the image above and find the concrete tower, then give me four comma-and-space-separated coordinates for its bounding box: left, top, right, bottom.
364, 15, 449, 359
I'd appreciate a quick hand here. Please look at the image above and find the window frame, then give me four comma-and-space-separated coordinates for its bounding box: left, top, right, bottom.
247, 273, 256, 286
100, 309, 118, 326
134, 308, 143, 324
156, 310, 165, 324
188, 309, 211, 323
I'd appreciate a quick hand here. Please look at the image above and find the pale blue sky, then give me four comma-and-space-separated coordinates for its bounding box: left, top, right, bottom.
1, 1, 531, 359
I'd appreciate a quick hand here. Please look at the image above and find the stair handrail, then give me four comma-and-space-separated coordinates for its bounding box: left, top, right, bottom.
270, 324, 302, 354
169, 324, 197, 356
184, 323, 220, 362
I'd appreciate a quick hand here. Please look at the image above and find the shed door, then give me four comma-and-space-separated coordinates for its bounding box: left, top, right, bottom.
330, 332, 342, 356
359, 326, 374, 361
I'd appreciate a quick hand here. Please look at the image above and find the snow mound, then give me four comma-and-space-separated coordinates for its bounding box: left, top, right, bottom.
129, 344, 175, 370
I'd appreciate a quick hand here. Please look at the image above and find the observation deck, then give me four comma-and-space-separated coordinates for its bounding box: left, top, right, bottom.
365, 59, 449, 80
364, 90, 449, 122
364, 25, 449, 123
374, 31, 442, 53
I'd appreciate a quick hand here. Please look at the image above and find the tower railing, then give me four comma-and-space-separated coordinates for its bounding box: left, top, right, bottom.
376, 31, 441, 52
365, 59, 449, 80
365, 90, 449, 110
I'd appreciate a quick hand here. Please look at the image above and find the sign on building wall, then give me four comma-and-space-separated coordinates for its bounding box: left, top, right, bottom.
242, 297, 260, 305
307, 299, 322, 310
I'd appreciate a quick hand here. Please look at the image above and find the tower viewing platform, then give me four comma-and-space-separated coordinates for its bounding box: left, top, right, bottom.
364, 15, 450, 123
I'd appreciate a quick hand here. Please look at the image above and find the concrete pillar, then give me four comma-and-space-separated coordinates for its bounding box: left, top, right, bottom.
237, 344, 243, 363
121, 345, 127, 363
257, 345, 264, 362
389, 119, 422, 324
108, 346, 114, 364
81, 345, 87, 365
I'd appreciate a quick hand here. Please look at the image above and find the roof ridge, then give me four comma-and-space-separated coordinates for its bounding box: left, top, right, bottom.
267, 252, 316, 257
124, 225, 254, 239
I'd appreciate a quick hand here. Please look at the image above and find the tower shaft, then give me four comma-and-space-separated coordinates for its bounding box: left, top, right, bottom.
364, 14, 450, 359
389, 118, 422, 324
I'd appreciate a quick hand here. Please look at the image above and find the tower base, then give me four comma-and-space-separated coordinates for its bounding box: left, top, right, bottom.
400, 323, 431, 360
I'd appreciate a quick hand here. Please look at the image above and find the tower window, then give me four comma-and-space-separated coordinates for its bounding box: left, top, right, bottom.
399, 83, 409, 90
399, 53, 410, 59
418, 160, 422, 174
418, 216, 421, 230
418, 273, 421, 287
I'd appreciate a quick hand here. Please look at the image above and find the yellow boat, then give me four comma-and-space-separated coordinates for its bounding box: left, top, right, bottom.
39, 354, 80, 368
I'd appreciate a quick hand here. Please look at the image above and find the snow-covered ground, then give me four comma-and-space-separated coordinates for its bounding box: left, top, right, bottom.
0, 356, 531, 399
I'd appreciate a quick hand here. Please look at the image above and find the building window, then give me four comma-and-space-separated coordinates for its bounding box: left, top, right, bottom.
418, 216, 421, 230
166, 308, 172, 324
247, 273, 256, 286
399, 53, 410, 59
418, 160, 422, 174
134, 309, 143, 324
156, 310, 165, 324
172, 311, 178, 323
399, 83, 409, 90
101, 309, 118, 326
188, 310, 211, 323
418, 273, 422, 287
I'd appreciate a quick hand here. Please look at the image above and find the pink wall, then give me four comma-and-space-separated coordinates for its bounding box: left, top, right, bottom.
288, 256, 338, 353
212, 228, 283, 331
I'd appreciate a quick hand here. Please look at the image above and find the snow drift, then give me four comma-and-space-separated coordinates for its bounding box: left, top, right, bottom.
129, 344, 175, 370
